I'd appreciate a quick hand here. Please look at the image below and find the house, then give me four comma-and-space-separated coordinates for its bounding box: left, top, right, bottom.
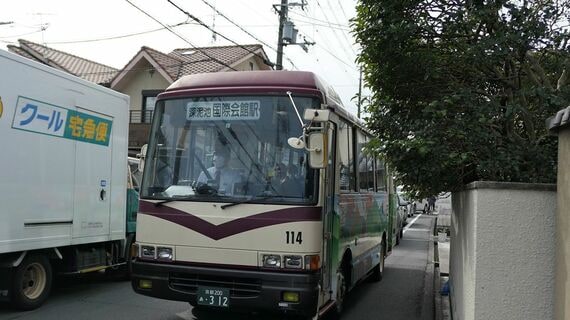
109, 45, 272, 151
7, 39, 119, 85
8, 39, 273, 154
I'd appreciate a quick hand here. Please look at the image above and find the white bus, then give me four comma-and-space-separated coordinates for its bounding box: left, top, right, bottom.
131, 71, 398, 318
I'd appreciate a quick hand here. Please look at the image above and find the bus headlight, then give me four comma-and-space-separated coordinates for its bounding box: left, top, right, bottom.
262, 254, 281, 268
141, 245, 156, 259
157, 247, 173, 261
284, 255, 303, 269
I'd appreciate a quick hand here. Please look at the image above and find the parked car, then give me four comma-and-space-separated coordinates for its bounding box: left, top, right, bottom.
397, 194, 409, 223
396, 186, 414, 217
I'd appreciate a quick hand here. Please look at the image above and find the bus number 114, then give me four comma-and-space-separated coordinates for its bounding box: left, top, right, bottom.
286, 231, 303, 244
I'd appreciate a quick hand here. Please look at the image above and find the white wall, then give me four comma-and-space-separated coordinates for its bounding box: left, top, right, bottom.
451, 182, 556, 320
556, 129, 570, 320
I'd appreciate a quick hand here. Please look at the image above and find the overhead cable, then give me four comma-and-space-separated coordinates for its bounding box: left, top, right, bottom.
45, 22, 193, 44
123, 0, 237, 71
198, 0, 299, 70
167, 0, 275, 68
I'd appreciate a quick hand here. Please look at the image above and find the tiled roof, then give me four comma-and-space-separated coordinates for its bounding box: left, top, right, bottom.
111, 44, 270, 88
169, 44, 266, 76
8, 39, 118, 85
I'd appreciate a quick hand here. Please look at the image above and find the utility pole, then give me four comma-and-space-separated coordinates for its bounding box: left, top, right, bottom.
276, 0, 288, 70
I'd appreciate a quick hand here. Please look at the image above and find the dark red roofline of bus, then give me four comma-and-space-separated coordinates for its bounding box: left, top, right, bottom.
165, 70, 326, 93
157, 70, 365, 128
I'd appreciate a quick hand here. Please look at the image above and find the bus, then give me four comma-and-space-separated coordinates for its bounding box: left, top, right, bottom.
131, 71, 397, 318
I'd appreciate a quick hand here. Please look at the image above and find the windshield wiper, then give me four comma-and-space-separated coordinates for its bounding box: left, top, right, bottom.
220, 194, 276, 209
220, 193, 302, 209
153, 195, 194, 207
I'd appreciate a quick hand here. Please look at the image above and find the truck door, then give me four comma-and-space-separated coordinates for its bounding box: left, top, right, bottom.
72, 107, 113, 239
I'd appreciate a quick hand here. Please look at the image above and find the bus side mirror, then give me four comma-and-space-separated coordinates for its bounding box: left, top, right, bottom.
308, 132, 326, 169
138, 144, 147, 173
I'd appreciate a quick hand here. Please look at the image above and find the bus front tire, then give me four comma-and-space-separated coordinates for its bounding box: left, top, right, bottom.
332, 271, 347, 319
11, 254, 52, 310
370, 243, 385, 282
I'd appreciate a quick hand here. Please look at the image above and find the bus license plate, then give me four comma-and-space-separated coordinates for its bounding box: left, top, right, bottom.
197, 287, 230, 307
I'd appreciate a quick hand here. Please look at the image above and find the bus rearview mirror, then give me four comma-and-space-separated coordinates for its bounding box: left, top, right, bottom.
287, 137, 305, 150
308, 132, 326, 169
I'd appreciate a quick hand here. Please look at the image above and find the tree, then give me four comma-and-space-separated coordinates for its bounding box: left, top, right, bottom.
353, 0, 570, 197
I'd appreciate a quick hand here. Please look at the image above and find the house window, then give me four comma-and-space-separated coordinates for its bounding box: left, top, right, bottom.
249, 62, 254, 70
141, 90, 162, 123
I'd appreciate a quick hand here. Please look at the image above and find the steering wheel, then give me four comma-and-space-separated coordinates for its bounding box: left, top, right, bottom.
195, 184, 218, 195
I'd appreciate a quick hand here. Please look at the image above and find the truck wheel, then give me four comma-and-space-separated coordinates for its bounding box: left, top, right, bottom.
11, 254, 52, 310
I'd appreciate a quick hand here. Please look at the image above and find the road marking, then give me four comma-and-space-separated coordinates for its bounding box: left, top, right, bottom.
176, 310, 193, 320
405, 228, 431, 232
403, 213, 423, 234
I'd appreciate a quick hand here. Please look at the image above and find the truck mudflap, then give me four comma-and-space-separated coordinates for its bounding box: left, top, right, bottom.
0, 267, 12, 302
131, 260, 320, 317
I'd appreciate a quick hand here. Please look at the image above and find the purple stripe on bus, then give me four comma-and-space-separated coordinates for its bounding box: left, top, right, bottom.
138, 201, 322, 240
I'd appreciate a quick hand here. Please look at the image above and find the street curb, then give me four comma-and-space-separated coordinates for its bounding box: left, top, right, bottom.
433, 215, 442, 320
435, 264, 443, 320
422, 216, 436, 319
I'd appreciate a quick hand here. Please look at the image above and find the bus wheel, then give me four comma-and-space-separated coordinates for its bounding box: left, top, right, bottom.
333, 271, 347, 318
11, 254, 52, 310
370, 243, 385, 282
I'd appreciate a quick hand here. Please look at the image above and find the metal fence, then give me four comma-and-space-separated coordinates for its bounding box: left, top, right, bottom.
129, 110, 154, 123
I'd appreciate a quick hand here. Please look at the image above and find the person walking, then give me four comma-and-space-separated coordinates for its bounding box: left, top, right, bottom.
428, 196, 437, 214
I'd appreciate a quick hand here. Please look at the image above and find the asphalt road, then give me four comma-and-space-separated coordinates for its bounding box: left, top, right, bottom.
0, 214, 435, 320
340, 213, 435, 320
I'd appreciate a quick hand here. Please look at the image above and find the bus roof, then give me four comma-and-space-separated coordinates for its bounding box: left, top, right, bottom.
163, 70, 365, 128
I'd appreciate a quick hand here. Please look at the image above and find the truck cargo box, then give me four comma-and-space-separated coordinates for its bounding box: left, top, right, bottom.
0, 49, 129, 254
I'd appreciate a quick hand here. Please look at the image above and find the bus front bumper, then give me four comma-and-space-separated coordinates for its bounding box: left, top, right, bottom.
131, 260, 320, 317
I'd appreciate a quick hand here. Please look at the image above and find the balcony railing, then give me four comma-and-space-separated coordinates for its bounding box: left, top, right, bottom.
129, 110, 154, 124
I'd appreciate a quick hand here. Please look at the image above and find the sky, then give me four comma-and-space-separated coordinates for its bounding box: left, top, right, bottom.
0, 0, 369, 116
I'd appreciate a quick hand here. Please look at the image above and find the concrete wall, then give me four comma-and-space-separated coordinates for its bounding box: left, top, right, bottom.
556, 129, 570, 320
451, 182, 556, 320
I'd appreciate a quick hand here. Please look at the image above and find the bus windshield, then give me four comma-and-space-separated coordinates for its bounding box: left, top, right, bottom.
140, 95, 320, 204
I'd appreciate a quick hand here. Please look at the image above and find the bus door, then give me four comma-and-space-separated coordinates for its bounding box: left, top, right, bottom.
322, 124, 336, 301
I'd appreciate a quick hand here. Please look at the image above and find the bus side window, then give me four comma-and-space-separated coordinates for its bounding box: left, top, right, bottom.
339, 120, 353, 192
375, 158, 387, 192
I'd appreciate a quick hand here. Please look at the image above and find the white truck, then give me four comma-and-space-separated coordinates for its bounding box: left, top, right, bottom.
0, 49, 131, 310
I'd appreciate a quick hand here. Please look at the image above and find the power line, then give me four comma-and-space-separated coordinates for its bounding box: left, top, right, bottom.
199, 0, 277, 52
335, 0, 350, 22
167, 0, 275, 68
315, 0, 356, 60
288, 16, 351, 31
303, 33, 357, 72
123, 0, 237, 71
323, 0, 357, 55
198, 0, 300, 70
0, 29, 43, 39
288, 11, 349, 29
45, 22, 193, 44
